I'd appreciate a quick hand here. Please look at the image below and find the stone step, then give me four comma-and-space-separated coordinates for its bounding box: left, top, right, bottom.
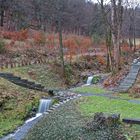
12, 82, 29, 88
122, 79, 135, 82
126, 74, 138, 77
24, 81, 35, 85
131, 64, 140, 68
0, 74, 14, 78
122, 82, 134, 86
129, 70, 139, 74
118, 87, 129, 90
120, 83, 133, 86
119, 86, 132, 89
0, 72, 47, 92
126, 72, 138, 75
118, 89, 129, 92
21, 79, 28, 83
6, 77, 21, 81
33, 84, 44, 89
118, 88, 131, 92
124, 76, 136, 80
118, 85, 131, 89
124, 78, 136, 82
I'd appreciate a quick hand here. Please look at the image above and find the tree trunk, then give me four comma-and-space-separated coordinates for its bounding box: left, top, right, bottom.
100, 0, 113, 72
111, 0, 122, 72
0, 0, 4, 27
58, 20, 65, 75
106, 30, 113, 72
133, 9, 136, 52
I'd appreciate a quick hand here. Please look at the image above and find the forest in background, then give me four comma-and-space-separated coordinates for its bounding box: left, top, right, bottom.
0, 0, 140, 73
0, 0, 140, 37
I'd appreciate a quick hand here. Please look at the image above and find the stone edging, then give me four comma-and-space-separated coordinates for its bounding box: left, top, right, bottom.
0, 58, 51, 70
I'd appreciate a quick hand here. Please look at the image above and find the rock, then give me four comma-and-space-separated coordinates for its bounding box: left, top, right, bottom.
48, 90, 55, 96
85, 112, 120, 131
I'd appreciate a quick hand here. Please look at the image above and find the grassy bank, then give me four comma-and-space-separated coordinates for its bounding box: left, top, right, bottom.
0, 77, 48, 137
1, 64, 66, 89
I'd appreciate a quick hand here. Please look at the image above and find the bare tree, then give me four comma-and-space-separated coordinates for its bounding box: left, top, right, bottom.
111, 0, 123, 72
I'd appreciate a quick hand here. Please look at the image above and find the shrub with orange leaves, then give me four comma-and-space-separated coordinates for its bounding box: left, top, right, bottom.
120, 41, 132, 54
18, 29, 28, 41
96, 55, 106, 65
47, 34, 56, 49
2, 29, 28, 41
63, 35, 92, 56
133, 87, 140, 94
33, 32, 46, 45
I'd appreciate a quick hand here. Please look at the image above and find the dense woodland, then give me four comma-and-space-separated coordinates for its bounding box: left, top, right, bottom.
0, 0, 140, 73
0, 0, 140, 37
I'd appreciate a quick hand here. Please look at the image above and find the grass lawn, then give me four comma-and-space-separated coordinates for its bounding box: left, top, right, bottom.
73, 85, 110, 94
78, 96, 140, 118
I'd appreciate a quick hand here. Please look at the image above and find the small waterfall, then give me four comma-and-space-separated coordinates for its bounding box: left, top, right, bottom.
25, 99, 52, 124
38, 99, 52, 113
86, 76, 93, 85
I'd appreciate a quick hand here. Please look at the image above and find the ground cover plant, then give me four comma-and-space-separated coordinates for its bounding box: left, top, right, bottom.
24, 99, 140, 140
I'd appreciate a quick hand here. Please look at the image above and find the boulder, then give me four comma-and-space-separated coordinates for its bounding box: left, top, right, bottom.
85, 112, 120, 131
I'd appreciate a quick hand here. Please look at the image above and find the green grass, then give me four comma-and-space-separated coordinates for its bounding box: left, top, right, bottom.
0, 116, 23, 137
78, 96, 140, 118
73, 86, 140, 101
73, 86, 110, 94
0, 78, 47, 137
0, 64, 66, 137
2, 64, 65, 89
115, 93, 140, 100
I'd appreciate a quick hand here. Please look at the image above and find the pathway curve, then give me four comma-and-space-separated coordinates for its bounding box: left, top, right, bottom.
114, 58, 140, 92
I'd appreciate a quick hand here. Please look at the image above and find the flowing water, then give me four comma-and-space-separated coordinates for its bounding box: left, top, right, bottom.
86, 76, 93, 85
25, 99, 52, 123
2, 99, 52, 140
38, 99, 52, 113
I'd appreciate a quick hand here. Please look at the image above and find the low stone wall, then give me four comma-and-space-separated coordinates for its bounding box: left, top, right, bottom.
0, 58, 54, 70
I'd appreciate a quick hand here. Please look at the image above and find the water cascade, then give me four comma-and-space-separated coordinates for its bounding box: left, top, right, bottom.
86, 76, 93, 85
38, 99, 52, 113
25, 99, 52, 123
